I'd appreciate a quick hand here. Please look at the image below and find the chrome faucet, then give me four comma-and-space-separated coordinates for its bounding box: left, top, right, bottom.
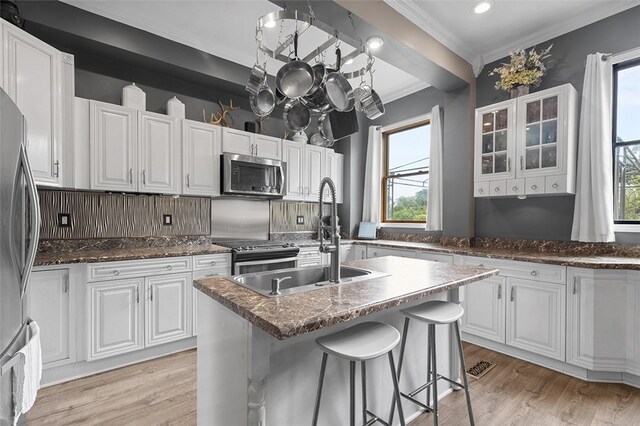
317, 177, 341, 283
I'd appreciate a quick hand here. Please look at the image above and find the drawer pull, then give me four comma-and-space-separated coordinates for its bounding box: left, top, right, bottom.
531, 184, 538, 190
167, 265, 173, 271
478, 264, 484, 267
530, 270, 537, 277
494, 187, 500, 193
113, 270, 120, 276
552, 183, 559, 189
512, 186, 518, 192
210, 260, 217, 265
478, 188, 484, 194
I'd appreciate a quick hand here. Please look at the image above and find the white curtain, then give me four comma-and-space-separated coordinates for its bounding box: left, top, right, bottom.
426, 105, 443, 231
362, 126, 382, 224
571, 53, 615, 242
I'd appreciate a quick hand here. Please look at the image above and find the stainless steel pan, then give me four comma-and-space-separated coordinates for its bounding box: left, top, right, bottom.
250, 84, 275, 117
283, 99, 311, 132
300, 63, 331, 112
276, 32, 314, 99
324, 49, 354, 112
246, 64, 267, 95
318, 113, 334, 143
360, 88, 385, 119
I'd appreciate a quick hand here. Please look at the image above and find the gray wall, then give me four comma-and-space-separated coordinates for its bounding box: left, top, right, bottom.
475, 6, 640, 242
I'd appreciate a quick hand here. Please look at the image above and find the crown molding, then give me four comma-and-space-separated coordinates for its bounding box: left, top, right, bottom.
382, 81, 431, 104
383, 0, 476, 64
480, 0, 640, 65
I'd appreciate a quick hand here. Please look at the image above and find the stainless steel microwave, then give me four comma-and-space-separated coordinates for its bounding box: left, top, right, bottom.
222, 153, 285, 198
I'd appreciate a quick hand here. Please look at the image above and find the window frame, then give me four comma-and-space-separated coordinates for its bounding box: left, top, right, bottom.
612, 53, 640, 227
381, 117, 431, 224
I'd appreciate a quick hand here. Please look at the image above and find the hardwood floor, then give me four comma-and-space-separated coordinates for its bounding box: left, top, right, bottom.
28, 344, 640, 425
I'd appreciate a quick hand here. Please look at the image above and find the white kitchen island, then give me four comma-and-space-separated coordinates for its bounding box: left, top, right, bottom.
194, 256, 497, 426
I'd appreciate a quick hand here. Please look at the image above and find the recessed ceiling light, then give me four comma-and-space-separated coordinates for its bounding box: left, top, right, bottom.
366, 35, 384, 50
264, 20, 276, 28
472, 0, 493, 14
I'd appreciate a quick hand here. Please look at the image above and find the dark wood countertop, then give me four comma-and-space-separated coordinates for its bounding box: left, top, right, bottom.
193, 256, 498, 340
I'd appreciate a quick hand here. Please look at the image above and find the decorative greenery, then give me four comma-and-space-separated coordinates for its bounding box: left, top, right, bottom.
490, 45, 553, 92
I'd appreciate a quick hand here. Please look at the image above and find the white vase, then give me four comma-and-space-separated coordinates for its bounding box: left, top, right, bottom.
292, 131, 308, 143
122, 83, 146, 110
167, 96, 185, 119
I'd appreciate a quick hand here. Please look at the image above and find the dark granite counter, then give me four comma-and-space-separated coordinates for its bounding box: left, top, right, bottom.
193, 256, 498, 340
35, 244, 231, 266
342, 239, 640, 271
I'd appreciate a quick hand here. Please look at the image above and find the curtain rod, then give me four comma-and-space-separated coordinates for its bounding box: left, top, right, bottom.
602, 47, 640, 61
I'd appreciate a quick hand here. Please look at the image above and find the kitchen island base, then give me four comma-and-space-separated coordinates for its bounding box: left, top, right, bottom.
196, 290, 460, 426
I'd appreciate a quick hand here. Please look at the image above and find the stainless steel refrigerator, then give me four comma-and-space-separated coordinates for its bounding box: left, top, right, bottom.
0, 88, 41, 425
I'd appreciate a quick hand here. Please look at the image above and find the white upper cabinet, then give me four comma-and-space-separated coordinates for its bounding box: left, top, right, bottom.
222, 128, 281, 160
474, 84, 578, 198
182, 120, 221, 197
1, 21, 73, 187
89, 102, 181, 194
305, 145, 326, 201
90, 100, 137, 192
282, 140, 305, 200
138, 111, 180, 194
254, 134, 281, 160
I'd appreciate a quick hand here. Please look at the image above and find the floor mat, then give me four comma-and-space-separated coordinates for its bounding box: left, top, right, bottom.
466, 360, 496, 379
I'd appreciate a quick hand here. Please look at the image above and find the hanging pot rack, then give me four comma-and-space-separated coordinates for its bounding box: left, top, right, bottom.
255, 10, 375, 81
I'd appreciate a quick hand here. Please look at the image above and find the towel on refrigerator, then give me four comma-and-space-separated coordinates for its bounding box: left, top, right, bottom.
12, 321, 42, 425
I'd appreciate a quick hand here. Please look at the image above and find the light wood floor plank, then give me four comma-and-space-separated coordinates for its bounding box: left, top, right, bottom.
28, 344, 640, 425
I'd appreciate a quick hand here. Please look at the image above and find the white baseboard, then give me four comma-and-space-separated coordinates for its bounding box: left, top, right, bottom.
41, 337, 197, 387
462, 333, 640, 389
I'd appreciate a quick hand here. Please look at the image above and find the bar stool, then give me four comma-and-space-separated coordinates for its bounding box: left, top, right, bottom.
391, 300, 474, 426
312, 321, 406, 426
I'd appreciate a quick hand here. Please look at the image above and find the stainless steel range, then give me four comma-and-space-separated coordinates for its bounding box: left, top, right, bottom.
214, 240, 300, 275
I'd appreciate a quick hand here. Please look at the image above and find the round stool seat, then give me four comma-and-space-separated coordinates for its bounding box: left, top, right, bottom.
316, 321, 401, 361
401, 300, 464, 324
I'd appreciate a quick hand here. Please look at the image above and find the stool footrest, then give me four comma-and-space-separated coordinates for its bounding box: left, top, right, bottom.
364, 409, 392, 426
400, 392, 433, 412
407, 374, 467, 399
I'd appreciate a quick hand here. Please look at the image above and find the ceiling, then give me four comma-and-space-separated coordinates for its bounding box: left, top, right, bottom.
385, 0, 640, 74
60, 0, 429, 103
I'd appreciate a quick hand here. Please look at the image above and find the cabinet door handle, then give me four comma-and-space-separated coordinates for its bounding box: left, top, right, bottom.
129, 169, 133, 184
573, 277, 578, 295
498, 285, 502, 299
135, 287, 139, 304
508, 157, 511, 172
510, 287, 515, 302
186, 173, 190, 188
142, 170, 146, 185
520, 156, 524, 171
150, 286, 153, 302
256, 144, 258, 156
54, 160, 60, 178
63, 277, 69, 294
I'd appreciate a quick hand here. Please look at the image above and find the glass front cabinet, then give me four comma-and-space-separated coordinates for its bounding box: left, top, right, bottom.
474, 84, 578, 198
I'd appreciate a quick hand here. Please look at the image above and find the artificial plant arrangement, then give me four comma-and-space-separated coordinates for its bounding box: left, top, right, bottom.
490, 45, 553, 94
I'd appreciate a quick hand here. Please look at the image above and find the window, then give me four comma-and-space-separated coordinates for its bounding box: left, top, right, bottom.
613, 58, 640, 223
382, 119, 430, 223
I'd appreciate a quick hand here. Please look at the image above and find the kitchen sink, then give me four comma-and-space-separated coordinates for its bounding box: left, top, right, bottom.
230, 265, 389, 297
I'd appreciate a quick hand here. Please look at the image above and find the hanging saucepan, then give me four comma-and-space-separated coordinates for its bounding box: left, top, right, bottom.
360, 88, 385, 119
276, 32, 314, 99
246, 64, 267, 96
300, 63, 331, 113
318, 113, 334, 143
324, 48, 354, 112
309, 132, 331, 148
250, 83, 275, 117
353, 84, 371, 111
283, 99, 311, 132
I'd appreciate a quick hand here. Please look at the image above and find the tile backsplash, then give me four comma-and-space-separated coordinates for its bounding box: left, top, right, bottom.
38, 190, 211, 240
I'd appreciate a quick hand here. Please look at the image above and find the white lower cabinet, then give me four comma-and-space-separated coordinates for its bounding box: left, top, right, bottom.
27, 269, 76, 367
298, 246, 322, 267
566, 268, 637, 373
414, 251, 454, 263
145, 273, 192, 347
352, 246, 367, 261
88, 278, 144, 361
366, 246, 415, 258
505, 278, 565, 361
460, 276, 505, 343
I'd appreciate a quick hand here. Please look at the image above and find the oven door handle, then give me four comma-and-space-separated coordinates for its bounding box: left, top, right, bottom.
234, 256, 299, 274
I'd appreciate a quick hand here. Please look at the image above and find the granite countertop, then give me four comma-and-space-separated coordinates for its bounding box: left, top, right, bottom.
343, 239, 640, 271
34, 243, 231, 266
193, 256, 498, 340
